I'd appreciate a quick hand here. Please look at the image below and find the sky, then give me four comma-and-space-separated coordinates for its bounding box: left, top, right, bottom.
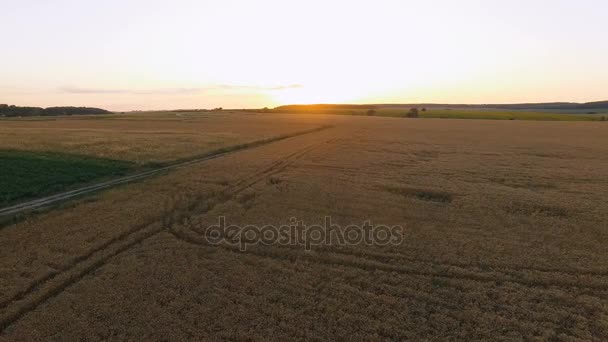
1, 0, 607, 111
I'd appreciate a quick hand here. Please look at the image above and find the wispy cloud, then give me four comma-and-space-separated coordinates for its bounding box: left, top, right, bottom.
216, 84, 303, 91
58, 84, 303, 96
58, 86, 204, 95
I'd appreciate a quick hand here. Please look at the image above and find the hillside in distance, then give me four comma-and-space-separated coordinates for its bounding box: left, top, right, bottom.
275, 101, 608, 112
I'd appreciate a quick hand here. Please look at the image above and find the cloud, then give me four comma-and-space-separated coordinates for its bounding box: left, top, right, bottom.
215, 84, 303, 91
58, 84, 303, 95
269, 84, 303, 90
58, 86, 203, 95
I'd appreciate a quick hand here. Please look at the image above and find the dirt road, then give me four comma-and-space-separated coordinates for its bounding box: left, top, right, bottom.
0, 126, 330, 220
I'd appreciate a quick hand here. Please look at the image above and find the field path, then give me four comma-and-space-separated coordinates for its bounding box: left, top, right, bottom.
0, 126, 330, 220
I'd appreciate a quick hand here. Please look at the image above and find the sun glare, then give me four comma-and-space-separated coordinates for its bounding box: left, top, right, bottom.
270, 84, 366, 105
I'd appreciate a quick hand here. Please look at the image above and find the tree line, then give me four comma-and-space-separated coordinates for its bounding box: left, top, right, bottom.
0, 104, 110, 117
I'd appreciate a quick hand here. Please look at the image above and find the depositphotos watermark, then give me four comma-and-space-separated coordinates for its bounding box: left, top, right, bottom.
190, 216, 404, 251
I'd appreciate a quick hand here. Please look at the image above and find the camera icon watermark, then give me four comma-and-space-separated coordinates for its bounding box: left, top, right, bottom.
190, 216, 404, 251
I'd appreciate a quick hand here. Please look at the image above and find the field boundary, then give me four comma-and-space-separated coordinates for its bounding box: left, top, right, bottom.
0, 125, 332, 220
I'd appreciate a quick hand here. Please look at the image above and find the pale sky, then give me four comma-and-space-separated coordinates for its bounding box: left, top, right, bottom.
1, 0, 607, 111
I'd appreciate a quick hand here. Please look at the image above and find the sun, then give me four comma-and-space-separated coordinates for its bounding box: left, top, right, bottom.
270, 83, 367, 105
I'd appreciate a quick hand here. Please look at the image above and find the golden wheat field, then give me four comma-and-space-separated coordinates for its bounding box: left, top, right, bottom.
0, 112, 328, 164
1, 113, 608, 340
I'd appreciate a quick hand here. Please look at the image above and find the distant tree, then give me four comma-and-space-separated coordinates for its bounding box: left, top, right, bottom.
601, 116, 607, 121
44, 107, 109, 116
406, 108, 419, 118
421, 107, 427, 112
367, 109, 376, 116
0, 104, 108, 117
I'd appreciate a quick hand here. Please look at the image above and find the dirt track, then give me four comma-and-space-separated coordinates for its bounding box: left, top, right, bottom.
0, 126, 330, 220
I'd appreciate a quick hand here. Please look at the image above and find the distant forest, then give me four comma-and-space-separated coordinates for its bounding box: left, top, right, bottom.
0, 104, 110, 117
275, 101, 608, 111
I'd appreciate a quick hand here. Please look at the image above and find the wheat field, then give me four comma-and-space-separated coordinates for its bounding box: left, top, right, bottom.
0, 112, 328, 164
1, 114, 607, 340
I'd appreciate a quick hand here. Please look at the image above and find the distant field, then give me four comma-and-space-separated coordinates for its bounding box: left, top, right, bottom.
420, 109, 606, 121
0, 150, 132, 207
271, 107, 608, 121
0, 111, 330, 207
0, 111, 330, 164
